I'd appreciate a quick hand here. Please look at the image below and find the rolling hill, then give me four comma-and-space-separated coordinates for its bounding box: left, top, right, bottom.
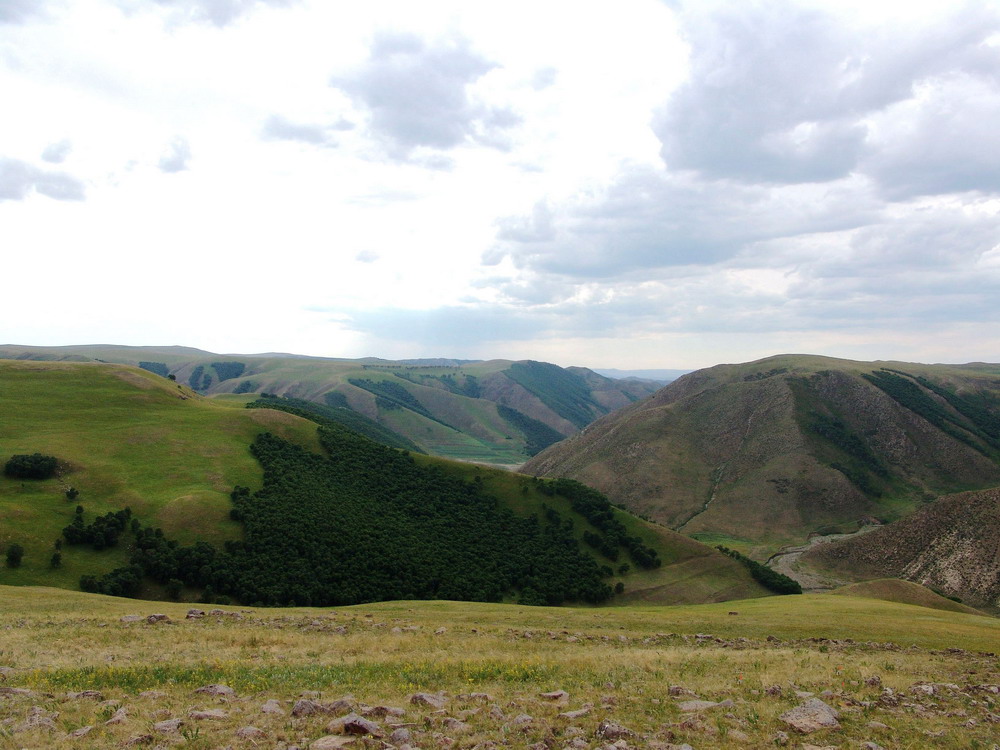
0, 344, 659, 465
524, 354, 1000, 557
0, 359, 769, 607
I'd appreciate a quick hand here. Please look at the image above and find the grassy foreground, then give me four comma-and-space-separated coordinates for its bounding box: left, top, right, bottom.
1, 586, 998, 749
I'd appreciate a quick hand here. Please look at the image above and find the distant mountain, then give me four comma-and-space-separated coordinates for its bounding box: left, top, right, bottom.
0, 345, 660, 465
593, 368, 691, 383
524, 354, 1000, 555
804, 488, 1000, 611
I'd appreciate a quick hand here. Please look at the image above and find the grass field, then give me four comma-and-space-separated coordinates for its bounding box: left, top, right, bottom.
0, 361, 321, 589
0, 585, 997, 749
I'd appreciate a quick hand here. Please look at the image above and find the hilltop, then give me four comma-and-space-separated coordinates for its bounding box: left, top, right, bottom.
0, 344, 659, 465
524, 354, 1000, 557
0, 359, 767, 607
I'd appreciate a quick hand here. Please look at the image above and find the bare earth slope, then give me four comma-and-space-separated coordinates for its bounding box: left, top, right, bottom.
804, 488, 1000, 611
524, 354, 1000, 554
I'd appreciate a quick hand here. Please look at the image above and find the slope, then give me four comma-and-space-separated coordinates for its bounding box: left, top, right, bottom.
0, 345, 658, 465
803, 487, 1000, 611
0, 360, 322, 590
0, 360, 768, 607
524, 354, 1000, 556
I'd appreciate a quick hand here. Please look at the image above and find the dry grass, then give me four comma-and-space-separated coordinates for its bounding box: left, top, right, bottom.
1, 586, 998, 749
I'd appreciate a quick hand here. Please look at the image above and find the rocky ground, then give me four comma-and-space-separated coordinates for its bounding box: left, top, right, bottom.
2, 604, 1000, 749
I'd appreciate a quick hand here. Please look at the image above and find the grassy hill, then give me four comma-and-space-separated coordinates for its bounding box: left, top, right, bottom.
0, 360, 767, 607
1, 585, 998, 748
524, 354, 1000, 557
0, 345, 659, 465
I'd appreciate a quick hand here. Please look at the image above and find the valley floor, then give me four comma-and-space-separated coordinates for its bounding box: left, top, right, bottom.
1, 587, 999, 749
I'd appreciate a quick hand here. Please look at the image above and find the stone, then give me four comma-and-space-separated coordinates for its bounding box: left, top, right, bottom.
261, 699, 284, 714
772, 730, 789, 745
68, 725, 94, 738
311, 736, 359, 749
124, 734, 155, 746
138, 690, 166, 699
236, 726, 266, 739
513, 713, 534, 725
153, 718, 184, 733
194, 683, 235, 697
668, 686, 695, 696
861, 742, 885, 750
442, 717, 470, 732
189, 708, 228, 720
145, 613, 170, 624
678, 699, 727, 712
596, 719, 634, 740
488, 704, 505, 720
867, 721, 890, 730
293, 698, 329, 717
410, 692, 447, 709
764, 684, 783, 696
389, 727, 412, 744
66, 690, 104, 700
104, 707, 128, 725
120, 615, 143, 623
186, 609, 205, 619
360, 704, 405, 718
558, 705, 592, 719
779, 698, 841, 734
540, 689, 570, 703
326, 712, 383, 737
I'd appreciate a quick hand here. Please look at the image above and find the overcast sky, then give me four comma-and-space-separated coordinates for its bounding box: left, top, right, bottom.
2, 0, 998, 369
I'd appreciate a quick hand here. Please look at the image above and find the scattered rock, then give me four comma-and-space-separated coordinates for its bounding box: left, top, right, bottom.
138, 690, 166, 699
124, 734, 155, 746
596, 719, 634, 740
292, 698, 329, 717
326, 712, 383, 737
236, 726, 266, 739
189, 708, 228, 720
360, 704, 405, 718
145, 614, 170, 624
66, 690, 104, 700
435, 627, 447, 635
488, 704, 505, 720
120, 615, 143, 623
558, 705, 592, 719
104, 707, 128, 725
68, 725, 94, 738
867, 721, 890, 730
771, 730, 789, 745
512, 713, 534, 726
194, 683, 235, 697
764, 684, 783, 697
861, 742, 886, 750
410, 692, 447, 709
153, 718, 184, 733
442, 717, 470, 732
779, 698, 840, 734
389, 727, 412, 744
540, 689, 570, 703
261, 699, 284, 714
311, 736, 359, 749
668, 686, 696, 697
677, 699, 732, 712
186, 609, 205, 619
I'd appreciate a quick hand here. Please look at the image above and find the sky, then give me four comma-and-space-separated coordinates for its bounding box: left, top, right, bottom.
2, 0, 999, 369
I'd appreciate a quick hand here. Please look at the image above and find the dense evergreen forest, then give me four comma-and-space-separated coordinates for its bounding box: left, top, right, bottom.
76, 422, 633, 606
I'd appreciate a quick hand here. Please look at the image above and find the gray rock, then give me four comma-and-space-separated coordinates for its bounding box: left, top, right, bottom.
104, 707, 128, 725
558, 705, 592, 719
292, 698, 329, 717
188, 708, 228, 720
410, 692, 447, 709
326, 712, 382, 737
153, 718, 184, 733
235, 726, 266, 739
261, 699, 284, 714
66, 690, 104, 700
194, 683, 235, 697
596, 719, 634, 740
779, 698, 840, 734
145, 613, 170, 624
68, 725, 94, 738
311, 736, 359, 749
389, 727, 412, 744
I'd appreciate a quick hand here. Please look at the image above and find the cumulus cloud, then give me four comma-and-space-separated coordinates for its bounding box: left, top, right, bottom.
0, 157, 85, 202
158, 136, 191, 173
332, 32, 517, 159
656, 2, 1000, 189
261, 114, 340, 147
150, 0, 296, 27
0, 0, 46, 24
41, 139, 72, 164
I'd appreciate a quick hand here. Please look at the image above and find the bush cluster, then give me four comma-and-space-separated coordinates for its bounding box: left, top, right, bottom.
715, 545, 802, 595
4, 453, 58, 480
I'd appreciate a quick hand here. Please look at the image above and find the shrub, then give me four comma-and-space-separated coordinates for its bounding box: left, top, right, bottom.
4, 453, 58, 479
6, 543, 24, 568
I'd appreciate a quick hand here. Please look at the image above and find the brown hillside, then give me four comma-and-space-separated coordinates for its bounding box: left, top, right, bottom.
805, 488, 1000, 611
524, 354, 1000, 553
